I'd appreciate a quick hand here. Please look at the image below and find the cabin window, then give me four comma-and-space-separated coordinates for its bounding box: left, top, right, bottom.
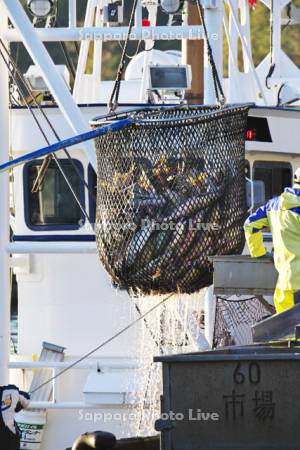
24, 160, 85, 230
253, 161, 292, 205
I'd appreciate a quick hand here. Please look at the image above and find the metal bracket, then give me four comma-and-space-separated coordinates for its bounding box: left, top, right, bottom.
10, 253, 31, 275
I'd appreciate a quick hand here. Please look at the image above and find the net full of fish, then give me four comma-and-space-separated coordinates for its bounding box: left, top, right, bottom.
92, 105, 250, 294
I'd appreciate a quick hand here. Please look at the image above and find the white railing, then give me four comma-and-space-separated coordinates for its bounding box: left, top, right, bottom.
9, 358, 139, 410
7, 242, 97, 254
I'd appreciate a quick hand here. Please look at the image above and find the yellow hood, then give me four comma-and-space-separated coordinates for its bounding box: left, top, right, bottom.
280, 188, 300, 211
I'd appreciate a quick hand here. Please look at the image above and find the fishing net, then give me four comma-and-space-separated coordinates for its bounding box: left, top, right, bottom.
213, 296, 272, 348
92, 104, 250, 295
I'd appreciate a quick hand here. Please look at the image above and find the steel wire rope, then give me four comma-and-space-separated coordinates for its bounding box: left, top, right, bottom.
29, 293, 174, 395
266, 0, 276, 89
0, 38, 96, 203
196, 0, 226, 105
0, 41, 92, 223
108, 0, 139, 112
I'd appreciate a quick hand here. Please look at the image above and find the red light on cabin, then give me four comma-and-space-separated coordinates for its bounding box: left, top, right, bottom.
248, 0, 257, 8
142, 19, 151, 27
246, 129, 256, 141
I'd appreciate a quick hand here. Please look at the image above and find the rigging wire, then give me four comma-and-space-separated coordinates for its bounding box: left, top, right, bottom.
55, 0, 76, 83
60, 41, 76, 81
29, 293, 174, 395
133, 301, 162, 351
117, 39, 142, 59
117, 39, 155, 60
266, 0, 275, 89
282, 2, 292, 31
74, 41, 80, 57
0, 38, 94, 199
196, 0, 226, 105
0, 41, 92, 223
0, 38, 96, 202
0, 39, 86, 189
108, 0, 139, 112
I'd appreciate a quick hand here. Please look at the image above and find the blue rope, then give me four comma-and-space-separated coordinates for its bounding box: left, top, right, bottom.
0, 118, 133, 173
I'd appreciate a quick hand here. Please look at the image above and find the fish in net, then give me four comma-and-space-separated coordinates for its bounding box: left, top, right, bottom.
91, 104, 250, 295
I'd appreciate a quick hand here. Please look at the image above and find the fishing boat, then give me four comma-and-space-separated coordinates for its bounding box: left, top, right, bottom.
0, 1, 300, 449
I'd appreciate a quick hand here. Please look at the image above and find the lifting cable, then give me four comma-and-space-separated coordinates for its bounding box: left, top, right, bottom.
108, 0, 139, 112
0, 40, 95, 223
0, 38, 94, 199
0, 41, 92, 224
282, 2, 292, 30
60, 41, 76, 82
196, 0, 226, 105
55, 2, 77, 83
266, 0, 275, 89
109, 0, 226, 110
29, 293, 174, 395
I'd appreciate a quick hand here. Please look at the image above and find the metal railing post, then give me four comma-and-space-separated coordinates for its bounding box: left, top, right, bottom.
69, 0, 77, 28
0, 3, 10, 386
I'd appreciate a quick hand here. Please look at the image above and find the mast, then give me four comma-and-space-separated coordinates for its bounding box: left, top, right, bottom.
0, 2, 10, 385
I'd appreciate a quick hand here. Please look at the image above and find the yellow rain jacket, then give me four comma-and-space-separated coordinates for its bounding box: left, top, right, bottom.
244, 187, 300, 292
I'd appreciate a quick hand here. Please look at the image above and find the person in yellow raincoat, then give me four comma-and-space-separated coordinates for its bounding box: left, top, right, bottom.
244, 168, 300, 313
